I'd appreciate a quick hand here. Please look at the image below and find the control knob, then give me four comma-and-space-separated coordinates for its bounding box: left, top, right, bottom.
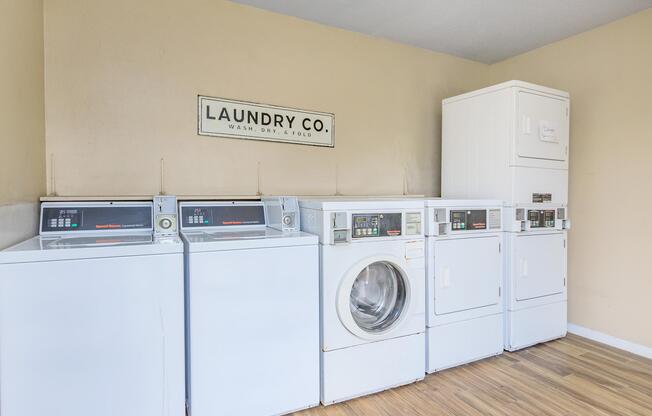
159, 218, 173, 230
282, 215, 293, 226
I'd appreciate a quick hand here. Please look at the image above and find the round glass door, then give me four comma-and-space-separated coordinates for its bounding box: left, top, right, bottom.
349, 262, 407, 333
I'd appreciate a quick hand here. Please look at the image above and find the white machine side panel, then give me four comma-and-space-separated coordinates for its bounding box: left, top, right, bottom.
516, 91, 569, 166
426, 314, 503, 373
321, 333, 424, 405
512, 167, 569, 205
188, 245, 320, 416
514, 233, 566, 301
299, 207, 326, 243
442, 88, 513, 200
0, 254, 185, 416
505, 301, 567, 351
434, 236, 501, 315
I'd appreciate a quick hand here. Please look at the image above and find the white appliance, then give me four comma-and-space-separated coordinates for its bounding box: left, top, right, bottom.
181, 200, 319, 416
261, 195, 301, 232
299, 197, 426, 405
424, 199, 504, 372
0, 201, 185, 416
503, 205, 569, 351
441, 80, 570, 206
441, 81, 571, 350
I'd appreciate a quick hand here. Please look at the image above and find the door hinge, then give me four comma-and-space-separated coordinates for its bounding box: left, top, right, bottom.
498, 243, 501, 253
499, 287, 501, 297
564, 239, 566, 248
564, 277, 567, 287
566, 107, 569, 117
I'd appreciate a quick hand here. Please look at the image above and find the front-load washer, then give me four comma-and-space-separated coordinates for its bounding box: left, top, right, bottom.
424, 199, 504, 373
299, 197, 426, 405
503, 204, 570, 351
0, 201, 185, 416
181, 199, 319, 416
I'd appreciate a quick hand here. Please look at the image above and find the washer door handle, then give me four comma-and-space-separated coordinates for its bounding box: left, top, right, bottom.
519, 258, 529, 278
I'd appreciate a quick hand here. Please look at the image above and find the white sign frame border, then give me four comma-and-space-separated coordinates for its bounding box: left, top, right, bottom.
197, 95, 335, 148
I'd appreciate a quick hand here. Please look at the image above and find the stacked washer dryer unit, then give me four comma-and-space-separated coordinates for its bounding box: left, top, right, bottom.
181, 197, 319, 416
0, 197, 185, 416
441, 80, 571, 351
299, 198, 426, 405
425, 199, 504, 372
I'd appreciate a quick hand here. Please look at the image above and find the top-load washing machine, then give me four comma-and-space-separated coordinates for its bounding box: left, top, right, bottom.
0, 199, 185, 416
181, 198, 319, 416
424, 199, 504, 373
299, 197, 426, 405
503, 204, 569, 351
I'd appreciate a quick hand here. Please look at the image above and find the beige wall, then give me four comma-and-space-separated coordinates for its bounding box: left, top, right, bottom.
43, 0, 486, 198
37, 0, 652, 348
489, 9, 652, 347
0, 0, 45, 247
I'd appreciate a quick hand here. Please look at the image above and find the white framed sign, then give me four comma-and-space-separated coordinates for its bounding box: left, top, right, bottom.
198, 96, 334, 147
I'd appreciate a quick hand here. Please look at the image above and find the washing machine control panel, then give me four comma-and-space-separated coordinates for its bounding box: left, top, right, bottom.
527, 209, 556, 228
154, 195, 178, 236
262, 196, 300, 232
40, 204, 152, 234
180, 203, 266, 229
352, 213, 402, 238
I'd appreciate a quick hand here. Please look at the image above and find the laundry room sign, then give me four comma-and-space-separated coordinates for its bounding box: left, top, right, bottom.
198, 96, 334, 147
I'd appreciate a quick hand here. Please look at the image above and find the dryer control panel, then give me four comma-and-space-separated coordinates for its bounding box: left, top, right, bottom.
504, 206, 570, 232
450, 210, 487, 231
179, 202, 266, 230
425, 203, 502, 236
527, 209, 556, 228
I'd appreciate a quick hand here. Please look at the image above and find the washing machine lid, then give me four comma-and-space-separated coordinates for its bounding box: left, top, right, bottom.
0, 234, 183, 264
181, 228, 317, 252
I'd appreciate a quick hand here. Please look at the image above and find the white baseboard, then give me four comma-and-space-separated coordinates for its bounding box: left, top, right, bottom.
568, 323, 652, 360
0, 202, 39, 249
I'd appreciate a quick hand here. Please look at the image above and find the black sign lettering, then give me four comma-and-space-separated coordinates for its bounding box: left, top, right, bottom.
218, 107, 230, 121
233, 109, 245, 123
247, 110, 258, 124
274, 114, 283, 127
206, 105, 216, 120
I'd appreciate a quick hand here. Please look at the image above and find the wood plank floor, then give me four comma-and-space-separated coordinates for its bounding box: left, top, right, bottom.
293, 334, 652, 416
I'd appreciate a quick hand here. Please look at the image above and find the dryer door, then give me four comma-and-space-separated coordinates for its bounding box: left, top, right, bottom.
516, 91, 569, 164
434, 236, 501, 315
339, 259, 409, 339
514, 233, 566, 301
